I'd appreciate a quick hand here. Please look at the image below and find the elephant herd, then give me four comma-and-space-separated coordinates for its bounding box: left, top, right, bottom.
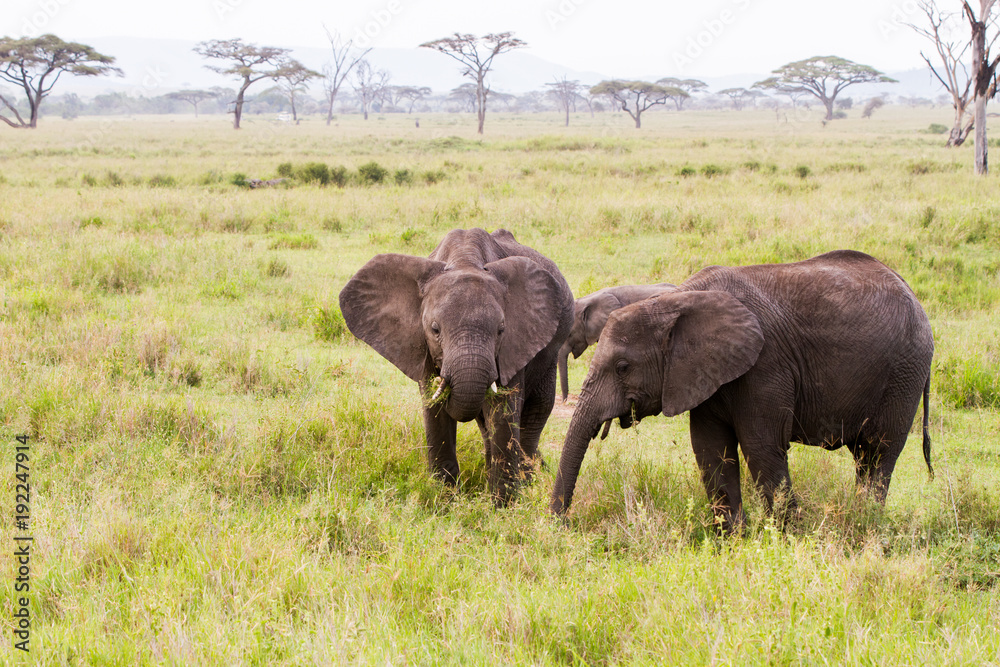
339, 228, 934, 531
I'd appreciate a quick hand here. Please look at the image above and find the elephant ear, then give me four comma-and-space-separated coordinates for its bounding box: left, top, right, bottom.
582, 292, 623, 346
649, 291, 764, 417
338, 254, 445, 381
486, 256, 565, 385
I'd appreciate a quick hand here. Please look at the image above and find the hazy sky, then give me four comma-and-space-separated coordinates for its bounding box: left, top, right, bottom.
4, 0, 934, 77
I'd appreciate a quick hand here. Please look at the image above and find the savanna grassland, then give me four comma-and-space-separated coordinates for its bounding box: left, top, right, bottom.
1, 107, 999, 665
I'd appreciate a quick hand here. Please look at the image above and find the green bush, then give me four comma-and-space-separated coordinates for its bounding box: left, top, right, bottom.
330, 165, 349, 187
147, 174, 177, 188
422, 169, 446, 184
393, 168, 413, 185
230, 173, 251, 188
701, 164, 727, 178
794, 165, 811, 179
358, 161, 388, 184
297, 162, 331, 185
269, 233, 319, 250
927, 123, 949, 135
677, 166, 696, 177
276, 162, 294, 177
313, 304, 349, 342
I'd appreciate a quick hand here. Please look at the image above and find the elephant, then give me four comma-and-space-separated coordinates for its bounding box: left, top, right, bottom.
550, 250, 934, 531
340, 228, 574, 505
558, 284, 675, 401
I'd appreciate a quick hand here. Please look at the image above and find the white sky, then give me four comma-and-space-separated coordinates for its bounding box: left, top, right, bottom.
4, 0, 933, 77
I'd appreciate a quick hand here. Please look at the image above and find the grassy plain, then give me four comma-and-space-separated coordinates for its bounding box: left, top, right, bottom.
1, 107, 999, 664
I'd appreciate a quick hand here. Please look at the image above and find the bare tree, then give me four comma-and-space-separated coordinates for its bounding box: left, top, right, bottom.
754, 56, 897, 120
420, 32, 526, 134
908, 1, 982, 145
656, 77, 707, 110
590, 80, 683, 128
964, 0, 1000, 173
0, 34, 122, 128
166, 89, 219, 117
353, 59, 389, 120
545, 77, 584, 126
194, 39, 306, 129
322, 27, 370, 126
273, 62, 319, 122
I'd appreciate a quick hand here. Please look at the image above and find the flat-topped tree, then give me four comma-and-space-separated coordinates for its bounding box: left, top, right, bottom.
194, 39, 308, 129
166, 89, 219, 117
754, 56, 896, 120
591, 80, 684, 128
420, 32, 525, 134
656, 77, 707, 110
0, 34, 122, 128
273, 62, 319, 122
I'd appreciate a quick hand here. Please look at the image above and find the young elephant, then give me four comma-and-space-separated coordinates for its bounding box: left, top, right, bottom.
550, 250, 934, 530
558, 284, 675, 401
340, 228, 573, 505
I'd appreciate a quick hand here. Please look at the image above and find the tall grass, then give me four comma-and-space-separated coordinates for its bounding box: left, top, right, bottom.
0, 109, 997, 663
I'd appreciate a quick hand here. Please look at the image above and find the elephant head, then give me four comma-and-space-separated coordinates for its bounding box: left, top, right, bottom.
339, 253, 565, 423
550, 290, 765, 514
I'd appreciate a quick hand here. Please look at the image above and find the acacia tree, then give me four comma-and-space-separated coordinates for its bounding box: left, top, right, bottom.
388, 85, 431, 113
545, 77, 584, 126
0, 34, 121, 128
420, 32, 525, 134
656, 77, 707, 110
353, 59, 389, 120
590, 80, 683, 128
754, 56, 897, 120
322, 27, 370, 126
166, 89, 218, 117
274, 63, 319, 122
718, 87, 752, 110
194, 39, 307, 129
964, 0, 1000, 173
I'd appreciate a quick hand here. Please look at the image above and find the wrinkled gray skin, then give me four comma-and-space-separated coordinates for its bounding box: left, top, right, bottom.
340, 228, 573, 505
558, 284, 675, 401
551, 250, 934, 531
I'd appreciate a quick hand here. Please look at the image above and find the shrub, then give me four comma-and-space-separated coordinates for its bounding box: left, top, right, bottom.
927, 123, 949, 135
313, 304, 349, 342
276, 162, 294, 177
297, 162, 330, 185
677, 166, 696, 177
329, 165, 349, 187
393, 168, 413, 185
230, 173, 251, 188
422, 169, 446, 184
322, 216, 343, 232
794, 165, 811, 179
147, 174, 177, 188
358, 161, 388, 184
265, 258, 290, 278
80, 216, 104, 229
700, 164, 727, 178
269, 233, 319, 250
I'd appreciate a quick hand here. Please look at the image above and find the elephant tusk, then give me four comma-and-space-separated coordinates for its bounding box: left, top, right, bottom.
600, 419, 612, 440
430, 380, 447, 403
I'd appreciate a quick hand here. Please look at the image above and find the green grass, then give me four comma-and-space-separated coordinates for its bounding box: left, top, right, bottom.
0, 108, 998, 663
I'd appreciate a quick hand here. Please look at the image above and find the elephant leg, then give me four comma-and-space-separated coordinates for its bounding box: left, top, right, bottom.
519, 364, 558, 480
690, 410, 744, 532
851, 431, 906, 504
740, 434, 796, 523
483, 385, 525, 506
419, 386, 460, 486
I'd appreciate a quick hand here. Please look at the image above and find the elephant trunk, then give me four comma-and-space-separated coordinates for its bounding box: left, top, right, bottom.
557, 343, 570, 402
442, 350, 496, 422
550, 400, 602, 515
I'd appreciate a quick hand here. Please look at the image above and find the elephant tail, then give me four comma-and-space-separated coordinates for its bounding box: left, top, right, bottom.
922, 373, 933, 481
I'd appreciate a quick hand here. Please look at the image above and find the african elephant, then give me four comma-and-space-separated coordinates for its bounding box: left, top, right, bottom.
558, 284, 675, 401
550, 250, 934, 530
340, 228, 573, 505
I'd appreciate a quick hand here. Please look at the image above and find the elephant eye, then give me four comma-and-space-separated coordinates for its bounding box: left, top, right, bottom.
615, 360, 629, 376
498, 321, 505, 335
431, 322, 440, 335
